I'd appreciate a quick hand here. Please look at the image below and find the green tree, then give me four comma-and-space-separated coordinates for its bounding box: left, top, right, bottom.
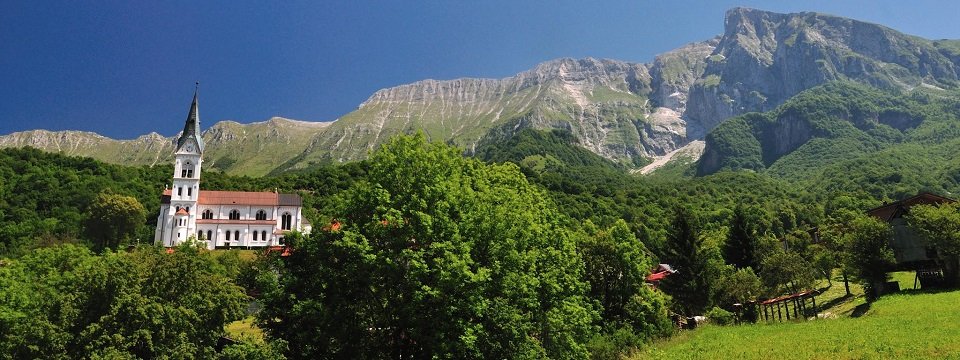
909, 202, 960, 285
0, 244, 257, 359
715, 266, 763, 307
660, 206, 714, 316
843, 215, 895, 300
760, 250, 817, 295
723, 204, 765, 270
579, 220, 652, 325
819, 194, 883, 295
256, 134, 597, 359
579, 220, 672, 346
84, 192, 146, 250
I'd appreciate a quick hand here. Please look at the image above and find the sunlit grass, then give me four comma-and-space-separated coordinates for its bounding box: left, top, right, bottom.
225, 316, 265, 343
638, 276, 960, 359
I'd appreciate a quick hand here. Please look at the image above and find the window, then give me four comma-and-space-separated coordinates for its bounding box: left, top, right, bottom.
262, 231, 267, 241
253, 231, 258, 241
281, 212, 292, 230
207, 230, 213, 241
202, 210, 213, 219
229, 210, 240, 220
234, 230, 240, 241
178, 187, 183, 196
187, 187, 192, 197
183, 162, 194, 178
279, 237, 285, 245
198, 230, 203, 240
175, 205, 181, 211
185, 206, 190, 213
225, 231, 231, 241
256, 210, 267, 221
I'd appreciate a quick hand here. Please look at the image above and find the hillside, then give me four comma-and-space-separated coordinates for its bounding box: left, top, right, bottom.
697, 81, 960, 200
3, 8, 960, 176
640, 290, 960, 359
0, 117, 331, 177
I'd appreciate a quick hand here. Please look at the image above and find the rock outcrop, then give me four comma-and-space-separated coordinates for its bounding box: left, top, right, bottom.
686, 7, 959, 135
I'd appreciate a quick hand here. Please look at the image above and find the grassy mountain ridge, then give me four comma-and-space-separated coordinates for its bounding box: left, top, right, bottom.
4, 8, 960, 177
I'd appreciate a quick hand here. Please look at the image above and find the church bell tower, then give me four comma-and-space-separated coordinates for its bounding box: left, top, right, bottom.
167, 85, 204, 246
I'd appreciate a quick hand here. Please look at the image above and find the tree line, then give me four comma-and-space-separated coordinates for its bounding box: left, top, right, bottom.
3, 129, 960, 358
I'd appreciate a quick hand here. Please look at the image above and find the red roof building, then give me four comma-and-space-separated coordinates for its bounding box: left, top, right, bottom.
154, 90, 311, 250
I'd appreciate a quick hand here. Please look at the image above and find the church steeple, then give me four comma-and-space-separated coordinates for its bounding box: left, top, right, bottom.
176, 83, 205, 153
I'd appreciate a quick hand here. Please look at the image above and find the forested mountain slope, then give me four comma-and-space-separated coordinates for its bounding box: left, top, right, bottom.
698, 81, 960, 199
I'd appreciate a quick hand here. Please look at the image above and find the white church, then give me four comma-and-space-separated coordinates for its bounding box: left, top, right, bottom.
154, 90, 311, 249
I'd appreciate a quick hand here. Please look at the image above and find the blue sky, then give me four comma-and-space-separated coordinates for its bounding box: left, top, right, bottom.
2, 1, 959, 139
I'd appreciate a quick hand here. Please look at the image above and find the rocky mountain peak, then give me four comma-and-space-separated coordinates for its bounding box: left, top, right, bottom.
685, 7, 960, 136
5, 8, 960, 176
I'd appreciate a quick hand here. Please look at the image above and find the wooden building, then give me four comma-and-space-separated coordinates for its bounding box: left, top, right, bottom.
866, 192, 955, 265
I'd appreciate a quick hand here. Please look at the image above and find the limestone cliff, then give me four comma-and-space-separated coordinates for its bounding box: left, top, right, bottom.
686, 7, 959, 136
4, 8, 959, 177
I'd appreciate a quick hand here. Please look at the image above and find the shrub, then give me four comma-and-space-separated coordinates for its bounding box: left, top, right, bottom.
705, 306, 735, 326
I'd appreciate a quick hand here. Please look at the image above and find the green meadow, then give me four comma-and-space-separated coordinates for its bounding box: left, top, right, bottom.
638, 282, 960, 359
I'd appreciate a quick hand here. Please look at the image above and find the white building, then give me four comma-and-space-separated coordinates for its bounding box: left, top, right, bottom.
154, 89, 310, 249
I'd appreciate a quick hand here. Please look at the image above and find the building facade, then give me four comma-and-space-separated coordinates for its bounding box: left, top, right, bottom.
154, 90, 310, 249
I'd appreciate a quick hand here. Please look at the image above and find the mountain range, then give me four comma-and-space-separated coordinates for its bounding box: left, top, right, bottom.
3, 7, 960, 177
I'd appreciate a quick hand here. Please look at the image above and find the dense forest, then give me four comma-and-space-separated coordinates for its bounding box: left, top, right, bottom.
4, 82, 960, 358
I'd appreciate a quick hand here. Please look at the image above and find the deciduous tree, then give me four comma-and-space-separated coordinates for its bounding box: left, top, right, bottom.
843, 215, 895, 300
909, 202, 960, 285
257, 134, 597, 359
84, 192, 146, 250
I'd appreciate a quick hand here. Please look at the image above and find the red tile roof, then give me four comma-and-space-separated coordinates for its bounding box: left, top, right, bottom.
161, 189, 302, 206
199, 191, 282, 206
646, 271, 671, 282
266, 246, 293, 257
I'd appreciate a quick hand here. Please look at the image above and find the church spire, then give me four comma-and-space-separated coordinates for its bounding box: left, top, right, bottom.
176, 82, 205, 153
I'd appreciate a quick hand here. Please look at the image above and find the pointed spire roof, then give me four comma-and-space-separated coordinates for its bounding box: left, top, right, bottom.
176, 83, 205, 153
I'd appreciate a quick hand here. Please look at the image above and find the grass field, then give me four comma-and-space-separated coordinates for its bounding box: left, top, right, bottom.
637, 280, 960, 359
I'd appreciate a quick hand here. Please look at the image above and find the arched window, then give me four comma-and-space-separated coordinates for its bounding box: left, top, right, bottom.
175, 205, 181, 211
187, 187, 192, 197
281, 212, 292, 230
225, 231, 231, 241
253, 231, 258, 241
202, 210, 214, 219
234, 230, 240, 241
256, 209, 267, 221
262, 230, 267, 241
207, 230, 213, 241
185, 206, 190, 213
182, 161, 194, 178
198, 230, 203, 240
178, 187, 183, 196
229, 210, 241, 220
